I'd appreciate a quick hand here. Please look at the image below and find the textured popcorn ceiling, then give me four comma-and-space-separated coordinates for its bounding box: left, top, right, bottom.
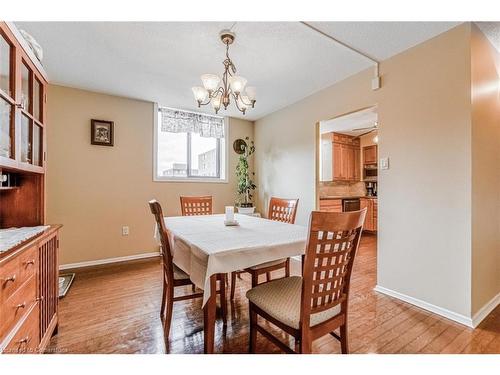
16, 22, 459, 120
476, 22, 500, 52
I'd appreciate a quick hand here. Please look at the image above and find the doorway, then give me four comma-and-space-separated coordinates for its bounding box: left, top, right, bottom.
316, 105, 378, 234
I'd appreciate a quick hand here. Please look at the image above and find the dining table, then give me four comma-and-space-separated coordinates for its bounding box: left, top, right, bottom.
163, 213, 308, 353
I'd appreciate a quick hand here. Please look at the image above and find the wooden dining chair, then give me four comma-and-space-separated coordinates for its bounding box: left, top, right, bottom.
230, 197, 299, 300
148, 199, 226, 340
180, 195, 213, 216
179, 195, 228, 322
246, 208, 367, 354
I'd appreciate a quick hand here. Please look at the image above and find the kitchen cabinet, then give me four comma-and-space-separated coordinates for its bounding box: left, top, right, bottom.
331, 133, 360, 181
0, 22, 59, 354
360, 197, 377, 231
0, 23, 47, 173
319, 199, 342, 213
1, 22, 49, 227
363, 145, 377, 165
0, 226, 61, 354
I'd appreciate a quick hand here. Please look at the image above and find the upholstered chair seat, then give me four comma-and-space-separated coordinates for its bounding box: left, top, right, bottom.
246, 276, 341, 329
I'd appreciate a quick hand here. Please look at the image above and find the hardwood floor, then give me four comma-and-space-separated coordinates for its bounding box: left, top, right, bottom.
47, 233, 500, 354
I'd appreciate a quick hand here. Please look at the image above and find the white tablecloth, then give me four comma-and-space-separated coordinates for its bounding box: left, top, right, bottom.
163, 214, 308, 305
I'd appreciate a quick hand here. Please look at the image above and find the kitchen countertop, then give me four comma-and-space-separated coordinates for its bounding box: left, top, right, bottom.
320, 195, 378, 200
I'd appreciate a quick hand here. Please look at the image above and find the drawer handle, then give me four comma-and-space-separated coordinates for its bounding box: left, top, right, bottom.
24, 259, 36, 266
4, 275, 16, 284
16, 302, 26, 309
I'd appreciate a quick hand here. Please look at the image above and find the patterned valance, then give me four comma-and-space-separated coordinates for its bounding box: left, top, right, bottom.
160, 108, 225, 138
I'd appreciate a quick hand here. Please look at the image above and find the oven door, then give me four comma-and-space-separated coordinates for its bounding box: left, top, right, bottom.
342, 198, 360, 212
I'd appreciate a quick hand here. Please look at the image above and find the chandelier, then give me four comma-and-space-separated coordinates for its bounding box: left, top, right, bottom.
192, 29, 256, 115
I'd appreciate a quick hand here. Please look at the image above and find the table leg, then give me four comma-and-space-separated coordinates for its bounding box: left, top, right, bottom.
203, 274, 217, 354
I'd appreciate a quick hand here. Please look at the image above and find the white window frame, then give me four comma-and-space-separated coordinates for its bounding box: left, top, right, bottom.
153, 103, 229, 183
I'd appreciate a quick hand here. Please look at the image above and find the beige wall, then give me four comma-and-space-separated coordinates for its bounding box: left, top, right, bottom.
255, 24, 474, 317
47, 85, 253, 265
470, 25, 500, 315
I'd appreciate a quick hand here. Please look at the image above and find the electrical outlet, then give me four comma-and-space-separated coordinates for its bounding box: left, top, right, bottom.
122, 226, 129, 236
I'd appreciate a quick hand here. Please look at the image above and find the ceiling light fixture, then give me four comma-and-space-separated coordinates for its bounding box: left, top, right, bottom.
192, 29, 256, 115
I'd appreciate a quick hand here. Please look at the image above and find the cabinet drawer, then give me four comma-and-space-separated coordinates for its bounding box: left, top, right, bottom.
0, 276, 37, 341
319, 199, 342, 212
0, 245, 38, 302
3, 303, 40, 354
18, 246, 38, 285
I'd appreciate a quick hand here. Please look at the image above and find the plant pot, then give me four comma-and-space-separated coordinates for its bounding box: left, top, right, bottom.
237, 206, 255, 214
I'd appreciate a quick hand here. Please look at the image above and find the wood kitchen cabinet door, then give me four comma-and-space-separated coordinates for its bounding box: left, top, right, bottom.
319, 199, 342, 212
354, 147, 361, 180
363, 145, 378, 164
360, 198, 374, 231
331, 133, 361, 181
333, 142, 343, 180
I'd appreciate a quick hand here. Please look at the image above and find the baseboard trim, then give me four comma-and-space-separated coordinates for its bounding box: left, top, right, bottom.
472, 291, 500, 328
59, 252, 161, 271
374, 285, 474, 328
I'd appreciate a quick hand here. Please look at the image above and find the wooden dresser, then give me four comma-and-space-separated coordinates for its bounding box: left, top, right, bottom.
0, 22, 61, 353
0, 226, 61, 353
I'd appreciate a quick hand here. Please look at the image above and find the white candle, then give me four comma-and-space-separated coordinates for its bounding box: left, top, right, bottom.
225, 206, 234, 222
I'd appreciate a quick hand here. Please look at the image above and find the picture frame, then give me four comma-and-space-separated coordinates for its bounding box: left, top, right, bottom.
91, 119, 114, 146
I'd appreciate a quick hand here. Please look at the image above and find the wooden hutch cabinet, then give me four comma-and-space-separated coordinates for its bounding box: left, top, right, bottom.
0, 22, 60, 354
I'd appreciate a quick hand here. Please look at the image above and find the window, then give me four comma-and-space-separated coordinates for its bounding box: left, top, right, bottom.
154, 107, 227, 182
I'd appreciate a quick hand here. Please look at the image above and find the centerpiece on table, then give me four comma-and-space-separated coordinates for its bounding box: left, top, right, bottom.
234, 137, 256, 214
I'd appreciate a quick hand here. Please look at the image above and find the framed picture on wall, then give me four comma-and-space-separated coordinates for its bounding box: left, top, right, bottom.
91, 119, 114, 146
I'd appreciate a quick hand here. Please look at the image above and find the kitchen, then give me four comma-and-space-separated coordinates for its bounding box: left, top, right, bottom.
318, 106, 378, 233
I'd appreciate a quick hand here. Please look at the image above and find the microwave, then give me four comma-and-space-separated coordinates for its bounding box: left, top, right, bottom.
363, 164, 378, 181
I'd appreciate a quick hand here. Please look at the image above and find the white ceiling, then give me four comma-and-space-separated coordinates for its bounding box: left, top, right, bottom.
320, 106, 377, 136
16, 22, 459, 121
476, 22, 500, 52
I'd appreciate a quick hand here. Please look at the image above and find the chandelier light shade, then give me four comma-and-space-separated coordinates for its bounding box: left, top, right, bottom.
192, 86, 208, 102
228, 76, 247, 94
192, 29, 256, 115
200, 74, 220, 93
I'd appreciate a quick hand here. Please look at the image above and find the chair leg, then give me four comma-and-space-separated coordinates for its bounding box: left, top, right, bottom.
160, 277, 167, 321
285, 258, 290, 277
340, 323, 349, 354
230, 271, 237, 300
299, 334, 312, 354
251, 271, 259, 288
163, 286, 174, 340
249, 305, 257, 353
219, 274, 227, 326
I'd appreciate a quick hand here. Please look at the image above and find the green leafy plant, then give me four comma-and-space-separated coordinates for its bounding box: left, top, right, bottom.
236, 137, 256, 207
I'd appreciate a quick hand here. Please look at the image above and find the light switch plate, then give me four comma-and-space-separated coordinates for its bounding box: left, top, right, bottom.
380, 157, 389, 170
122, 226, 129, 236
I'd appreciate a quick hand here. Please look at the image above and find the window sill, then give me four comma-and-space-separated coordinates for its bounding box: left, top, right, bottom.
153, 176, 228, 184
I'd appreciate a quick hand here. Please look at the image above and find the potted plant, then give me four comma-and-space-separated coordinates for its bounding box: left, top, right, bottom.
235, 137, 256, 214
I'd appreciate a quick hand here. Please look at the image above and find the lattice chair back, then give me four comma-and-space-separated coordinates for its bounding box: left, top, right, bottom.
268, 197, 299, 224
300, 209, 367, 327
180, 196, 213, 216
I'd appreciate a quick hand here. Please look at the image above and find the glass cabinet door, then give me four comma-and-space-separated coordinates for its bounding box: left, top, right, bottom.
34, 77, 41, 121
0, 32, 11, 97
0, 97, 12, 158
21, 62, 31, 113
0, 32, 13, 159
21, 114, 31, 163
32, 123, 42, 166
